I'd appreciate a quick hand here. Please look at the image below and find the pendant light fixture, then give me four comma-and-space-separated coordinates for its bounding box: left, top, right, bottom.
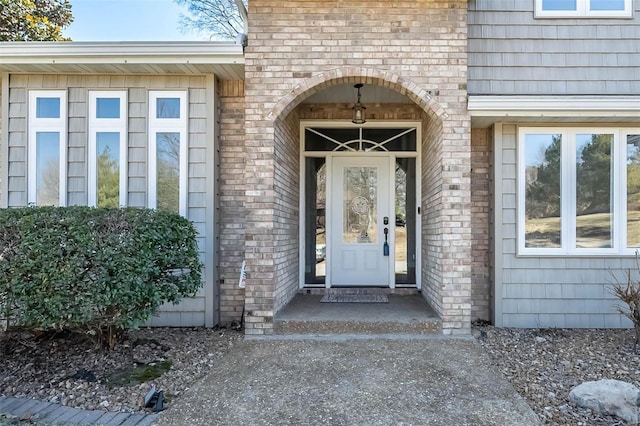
351, 83, 366, 124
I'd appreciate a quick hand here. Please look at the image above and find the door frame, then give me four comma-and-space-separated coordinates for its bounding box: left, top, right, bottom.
299, 120, 422, 290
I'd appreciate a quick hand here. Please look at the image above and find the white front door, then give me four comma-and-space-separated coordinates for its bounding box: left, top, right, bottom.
330, 156, 390, 286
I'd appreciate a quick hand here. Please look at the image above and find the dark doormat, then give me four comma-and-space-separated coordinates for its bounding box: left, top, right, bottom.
320, 294, 389, 303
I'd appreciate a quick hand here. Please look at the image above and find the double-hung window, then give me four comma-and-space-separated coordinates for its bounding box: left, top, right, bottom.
88, 91, 127, 208
519, 127, 640, 255
148, 91, 188, 216
28, 91, 67, 206
535, 0, 632, 17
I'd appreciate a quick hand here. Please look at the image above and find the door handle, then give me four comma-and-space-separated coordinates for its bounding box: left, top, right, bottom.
383, 227, 389, 256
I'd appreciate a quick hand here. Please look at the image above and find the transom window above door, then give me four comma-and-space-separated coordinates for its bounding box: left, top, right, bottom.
305, 127, 416, 152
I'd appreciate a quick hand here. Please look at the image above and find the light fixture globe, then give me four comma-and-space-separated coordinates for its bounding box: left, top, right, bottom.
351, 83, 367, 124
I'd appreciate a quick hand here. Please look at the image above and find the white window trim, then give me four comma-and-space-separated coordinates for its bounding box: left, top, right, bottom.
148, 91, 188, 216
28, 90, 67, 206
298, 120, 423, 290
88, 91, 128, 207
535, 0, 633, 18
518, 126, 640, 256
621, 128, 640, 255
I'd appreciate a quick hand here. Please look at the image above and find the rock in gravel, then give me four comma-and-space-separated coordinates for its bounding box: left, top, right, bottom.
569, 379, 640, 424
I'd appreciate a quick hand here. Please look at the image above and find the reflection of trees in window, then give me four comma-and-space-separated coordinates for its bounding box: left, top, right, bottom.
316, 164, 326, 207
524, 135, 561, 248
38, 159, 59, 206
97, 145, 119, 208
395, 163, 407, 219
156, 98, 180, 119
576, 134, 613, 247
577, 134, 612, 215
526, 135, 561, 219
157, 132, 180, 213
628, 135, 640, 247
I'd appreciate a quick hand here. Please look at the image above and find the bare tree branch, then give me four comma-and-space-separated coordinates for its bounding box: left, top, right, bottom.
174, 0, 246, 40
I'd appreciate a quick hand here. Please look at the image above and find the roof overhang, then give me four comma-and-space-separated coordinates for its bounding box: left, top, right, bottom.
468, 95, 640, 127
0, 42, 245, 79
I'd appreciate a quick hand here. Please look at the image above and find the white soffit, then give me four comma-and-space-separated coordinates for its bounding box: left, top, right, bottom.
0, 42, 245, 78
468, 95, 640, 117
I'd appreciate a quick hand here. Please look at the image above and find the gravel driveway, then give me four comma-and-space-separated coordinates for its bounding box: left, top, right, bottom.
157, 337, 539, 426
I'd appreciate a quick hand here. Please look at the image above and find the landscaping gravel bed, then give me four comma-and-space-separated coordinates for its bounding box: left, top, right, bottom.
0, 326, 242, 414
3, 324, 639, 425
476, 326, 640, 425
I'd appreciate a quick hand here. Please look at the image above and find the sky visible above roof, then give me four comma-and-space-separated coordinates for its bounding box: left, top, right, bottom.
64, 0, 209, 42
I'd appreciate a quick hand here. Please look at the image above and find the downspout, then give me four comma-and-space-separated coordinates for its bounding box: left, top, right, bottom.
234, 0, 249, 48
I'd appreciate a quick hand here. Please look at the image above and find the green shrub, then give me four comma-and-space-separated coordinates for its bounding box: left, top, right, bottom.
0, 206, 202, 347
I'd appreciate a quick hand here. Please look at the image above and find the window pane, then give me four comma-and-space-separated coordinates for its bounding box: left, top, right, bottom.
395, 158, 416, 284
36, 98, 60, 119
524, 134, 562, 248
305, 128, 359, 151
157, 132, 180, 213
343, 167, 377, 244
96, 132, 120, 208
542, 0, 577, 10
628, 135, 640, 248
590, 0, 625, 10
362, 129, 417, 152
36, 132, 60, 206
304, 158, 326, 284
156, 98, 180, 119
576, 133, 613, 248
96, 98, 120, 119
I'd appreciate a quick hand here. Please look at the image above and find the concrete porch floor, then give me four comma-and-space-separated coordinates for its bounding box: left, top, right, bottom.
273, 293, 441, 335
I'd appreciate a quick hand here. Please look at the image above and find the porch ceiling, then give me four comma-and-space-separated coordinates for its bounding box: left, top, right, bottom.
302, 83, 412, 104
0, 42, 245, 79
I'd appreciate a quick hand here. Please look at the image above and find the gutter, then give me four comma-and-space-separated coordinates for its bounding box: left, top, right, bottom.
0, 41, 245, 67
234, 0, 249, 48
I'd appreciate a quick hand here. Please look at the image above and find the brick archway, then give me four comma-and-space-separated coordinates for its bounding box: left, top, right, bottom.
267, 66, 449, 124
244, 66, 471, 337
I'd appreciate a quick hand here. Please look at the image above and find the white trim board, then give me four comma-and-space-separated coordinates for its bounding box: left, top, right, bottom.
298, 120, 422, 290
0, 42, 244, 64
27, 90, 67, 206
468, 96, 640, 117
517, 126, 640, 257
87, 91, 128, 208
148, 90, 189, 217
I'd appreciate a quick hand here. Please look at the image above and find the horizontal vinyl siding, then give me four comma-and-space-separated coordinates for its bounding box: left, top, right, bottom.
496, 123, 634, 328
468, 0, 640, 95
5, 74, 214, 327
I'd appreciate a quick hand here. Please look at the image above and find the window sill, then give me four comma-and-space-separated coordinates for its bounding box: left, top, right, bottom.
517, 250, 640, 258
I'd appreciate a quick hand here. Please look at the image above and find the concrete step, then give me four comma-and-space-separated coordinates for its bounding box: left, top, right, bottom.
300, 287, 420, 296
273, 294, 441, 335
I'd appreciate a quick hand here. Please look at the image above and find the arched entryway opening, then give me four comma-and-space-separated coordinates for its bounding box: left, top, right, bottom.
243, 67, 471, 335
